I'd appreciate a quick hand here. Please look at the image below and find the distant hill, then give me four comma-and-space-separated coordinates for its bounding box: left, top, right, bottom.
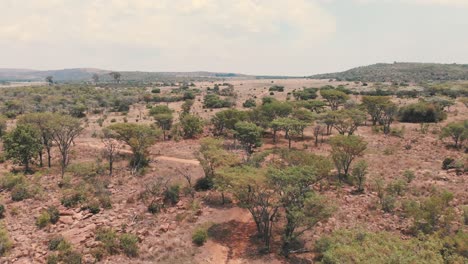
0, 68, 251, 82
310, 62, 468, 82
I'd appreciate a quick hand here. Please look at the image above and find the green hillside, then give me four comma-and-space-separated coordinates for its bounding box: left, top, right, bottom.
310, 62, 468, 82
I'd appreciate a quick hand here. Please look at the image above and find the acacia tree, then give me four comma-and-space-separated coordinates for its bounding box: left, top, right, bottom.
92, 73, 100, 84
381, 102, 398, 134
352, 160, 368, 193
109, 72, 121, 84
440, 121, 468, 149
196, 138, 239, 203
321, 90, 349, 110
330, 135, 367, 181
45, 76, 54, 86
211, 109, 248, 136
313, 123, 325, 147
234, 121, 263, 155
268, 166, 333, 256
180, 114, 204, 139
18, 112, 55, 167
50, 115, 83, 178
108, 123, 160, 174
221, 166, 279, 251
362, 96, 391, 126
270, 118, 307, 149
328, 109, 366, 136
101, 128, 119, 176
149, 105, 174, 140
3, 124, 43, 172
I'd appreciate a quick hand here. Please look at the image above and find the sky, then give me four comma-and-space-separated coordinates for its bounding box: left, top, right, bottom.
0, 0, 467, 75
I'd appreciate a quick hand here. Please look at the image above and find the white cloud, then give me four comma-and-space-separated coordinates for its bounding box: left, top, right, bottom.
355, 0, 468, 7
0, 0, 336, 73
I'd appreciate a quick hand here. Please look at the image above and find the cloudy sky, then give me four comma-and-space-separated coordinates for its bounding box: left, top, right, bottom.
0, 0, 467, 75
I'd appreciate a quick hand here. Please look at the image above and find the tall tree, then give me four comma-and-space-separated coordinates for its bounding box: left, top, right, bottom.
328, 109, 366, 136
321, 90, 349, 110
109, 72, 121, 84
269, 166, 333, 256
149, 105, 174, 140
45, 76, 54, 86
330, 135, 367, 180
381, 102, 398, 134
234, 122, 263, 155
18, 112, 55, 167
101, 128, 119, 176
362, 96, 391, 126
180, 114, 204, 139
3, 124, 43, 172
50, 115, 83, 178
108, 123, 160, 174
92, 73, 100, 84
440, 121, 468, 149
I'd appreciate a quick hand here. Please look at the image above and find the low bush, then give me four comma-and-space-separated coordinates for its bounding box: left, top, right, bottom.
194, 177, 214, 191
36, 211, 51, 229
243, 98, 256, 108
164, 184, 180, 205
0, 224, 12, 256
315, 229, 466, 263
192, 227, 208, 246
11, 184, 30, 201
119, 233, 139, 257
398, 102, 446, 123
48, 236, 67, 251
95, 228, 119, 255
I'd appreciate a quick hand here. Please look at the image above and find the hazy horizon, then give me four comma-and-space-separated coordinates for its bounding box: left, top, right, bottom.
1, 0, 468, 75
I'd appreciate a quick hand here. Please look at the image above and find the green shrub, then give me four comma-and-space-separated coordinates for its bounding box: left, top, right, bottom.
0, 205, 4, 218
48, 236, 66, 251
84, 202, 101, 214
442, 158, 455, 170
47, 206, 60, 224
315, 229, 451, 263
386, 179, 407, 196
381, 195, 396, 213
194, 177, 214, 191
36, 211, 51, 229
164, 184, 180, 205
148, 202, 161, 214
0, 173, 25, 190
269, 85, 284, 92
60, 250, 82, 264
398, 102, 446, 123
0, 224, 12, 256
192, 227, 208, 246
119, 233, 139, 257
11, 184, 30, 201
463, 206, 468, 225
151, 88, 161, 93
203, 94, 233, 108
242, 98, 256, 108
403, 170, 415, 183
61, 191, 86, 208
67, 162, 105, 179
95, 228, 119, 255
403, 190, 455, 235
46, 254, 59, 264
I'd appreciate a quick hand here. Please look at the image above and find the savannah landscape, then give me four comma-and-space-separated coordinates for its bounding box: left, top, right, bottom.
0, 68, 465, 263
0, 0, 467, 263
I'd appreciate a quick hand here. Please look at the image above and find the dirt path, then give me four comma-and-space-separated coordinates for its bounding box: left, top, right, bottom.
154, 155, 200, 165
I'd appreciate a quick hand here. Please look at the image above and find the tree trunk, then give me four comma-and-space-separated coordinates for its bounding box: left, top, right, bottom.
38, 151, 43, 167
47, 147, 52, 168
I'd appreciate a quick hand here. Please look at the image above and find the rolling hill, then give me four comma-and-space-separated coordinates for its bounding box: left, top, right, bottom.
310, 62, 468, 82
0, 68, 251, 82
